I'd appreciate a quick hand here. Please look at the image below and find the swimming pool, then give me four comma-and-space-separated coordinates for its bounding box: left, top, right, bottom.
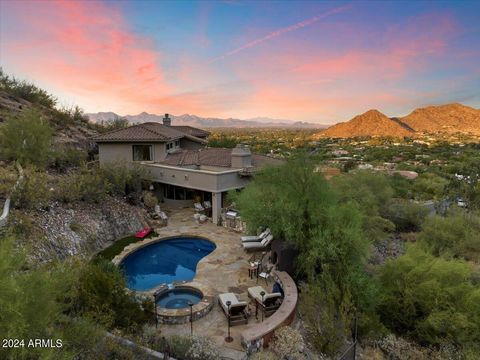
120, 237, 216, 291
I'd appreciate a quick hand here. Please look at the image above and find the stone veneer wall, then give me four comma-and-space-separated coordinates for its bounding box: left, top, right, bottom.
240, 270, 298, 354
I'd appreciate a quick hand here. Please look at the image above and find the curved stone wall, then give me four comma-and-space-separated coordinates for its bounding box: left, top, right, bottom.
241, 270, 298, 354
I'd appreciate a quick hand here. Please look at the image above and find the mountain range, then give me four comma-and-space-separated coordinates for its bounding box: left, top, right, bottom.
86, 112, 325, 129
317, 103, 480, 138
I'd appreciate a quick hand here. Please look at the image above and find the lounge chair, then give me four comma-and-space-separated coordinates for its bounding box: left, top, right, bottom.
247, 286, 282, 318
194, 202, 205, 213
218, 293, 249, 325
243, 234, 273, 251
241, 228, 271, 243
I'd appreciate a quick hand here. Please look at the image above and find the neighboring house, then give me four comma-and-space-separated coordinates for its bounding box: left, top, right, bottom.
93, 114, 283, 224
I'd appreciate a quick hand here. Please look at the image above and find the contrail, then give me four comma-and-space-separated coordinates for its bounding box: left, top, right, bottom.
208, 5, 351, 63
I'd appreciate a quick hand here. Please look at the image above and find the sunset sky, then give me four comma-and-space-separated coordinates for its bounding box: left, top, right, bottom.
1, 0, 479, 124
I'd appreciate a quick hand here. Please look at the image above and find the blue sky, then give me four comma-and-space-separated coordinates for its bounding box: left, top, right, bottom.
1, 0, 479, 123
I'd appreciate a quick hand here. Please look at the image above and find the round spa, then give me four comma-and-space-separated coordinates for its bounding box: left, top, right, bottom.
154, 285, 214, 324
156, 287, 203, 309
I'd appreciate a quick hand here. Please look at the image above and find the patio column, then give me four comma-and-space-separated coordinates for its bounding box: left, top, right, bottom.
211, 192, 222, 225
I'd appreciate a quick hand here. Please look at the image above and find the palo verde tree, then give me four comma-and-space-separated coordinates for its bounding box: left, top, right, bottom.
232, 155, 380, 355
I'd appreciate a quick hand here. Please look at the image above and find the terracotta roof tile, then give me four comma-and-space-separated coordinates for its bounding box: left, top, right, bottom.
171, 126, 210, 138
93, 122, 190, 142
159, 148, 284, 169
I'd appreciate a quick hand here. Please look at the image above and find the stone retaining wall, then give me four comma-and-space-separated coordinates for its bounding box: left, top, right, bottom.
240, 270, 298, 354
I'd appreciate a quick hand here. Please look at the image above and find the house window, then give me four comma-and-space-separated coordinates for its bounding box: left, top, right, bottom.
166, 142, 173, 151
175, 140, 180, 147
164, 184, 195, 200
132, 145, 152, 161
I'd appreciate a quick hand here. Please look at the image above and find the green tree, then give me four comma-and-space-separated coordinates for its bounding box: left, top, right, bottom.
412, 173, 448, 200
378, 245, 480, 350
233, 156, 377, 355
418, 210, 480, 262
72, 260, 153, 331
0, 235, 103, 359
0, 109, 53, 167
332, 171, 395, 241
13, 166, 51, 209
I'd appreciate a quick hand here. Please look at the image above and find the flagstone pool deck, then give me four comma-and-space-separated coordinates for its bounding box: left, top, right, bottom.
112, 208, 276, 358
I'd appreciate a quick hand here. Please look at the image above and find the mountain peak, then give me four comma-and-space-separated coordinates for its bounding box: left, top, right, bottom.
319, 108, 412, 138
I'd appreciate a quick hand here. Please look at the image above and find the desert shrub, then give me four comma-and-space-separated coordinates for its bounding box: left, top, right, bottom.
333, 171, 395, 241
382, 199, 428, 232
143, 191, 158, 209
378, 245, 480, 349
0, 68, 57, 107
98, 161, 148, 204
374, 334, 473, 360
185, 335, 220, 360
0, 164, 17, 196
12, 166, 51, 209
158, 335, 220, 360
72, 259, 153, 332
271, 326, 305, 359
7, 210, 36, 239
50, 146, 87, 172
0, 235, 103, 359
0, 108, 53, 167
249, 351, 279, 360
412, 173, 448, 200
417, 210, 480, 261
56, 166, 111, 203
166, 335, 194, 359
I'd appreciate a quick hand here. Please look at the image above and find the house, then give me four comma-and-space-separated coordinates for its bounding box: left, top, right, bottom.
93, 114, 283, 224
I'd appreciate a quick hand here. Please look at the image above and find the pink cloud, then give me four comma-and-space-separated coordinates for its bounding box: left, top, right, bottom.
2, 0, 176, 113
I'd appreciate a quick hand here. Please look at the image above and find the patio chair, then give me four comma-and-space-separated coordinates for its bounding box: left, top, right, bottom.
247, 286, 282, 318
242, 234, 273, 251
241, 228, 271, 243
218, 293, 249, 325
194, 202, 205, 213
257, 265, 275, 285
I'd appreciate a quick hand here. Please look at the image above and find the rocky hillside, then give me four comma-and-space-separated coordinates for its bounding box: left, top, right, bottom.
401, 103, 480, 135
1, 75, 151, 262
317, 103, 480, 138
319, 109, 414, 138
22, 198, 148, 263
0, 90, 98, 151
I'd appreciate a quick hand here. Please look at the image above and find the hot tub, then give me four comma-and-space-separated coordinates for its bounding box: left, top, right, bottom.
154, 284, 214, 325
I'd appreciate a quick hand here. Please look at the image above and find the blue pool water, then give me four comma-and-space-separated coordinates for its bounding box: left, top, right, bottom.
120, 237, 216, 291
156, 288, 203, 309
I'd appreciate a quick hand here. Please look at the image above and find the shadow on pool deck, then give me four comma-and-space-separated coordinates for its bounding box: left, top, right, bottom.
113, 207, 272, 358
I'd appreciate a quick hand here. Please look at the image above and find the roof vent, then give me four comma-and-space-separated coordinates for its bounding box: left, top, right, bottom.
163, 113, 171, 126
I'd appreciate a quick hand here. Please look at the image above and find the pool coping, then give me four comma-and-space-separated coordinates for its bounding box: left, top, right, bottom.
112, 233, 218, 321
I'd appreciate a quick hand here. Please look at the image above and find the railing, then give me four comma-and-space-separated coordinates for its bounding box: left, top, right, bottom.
337, 317, 358, 360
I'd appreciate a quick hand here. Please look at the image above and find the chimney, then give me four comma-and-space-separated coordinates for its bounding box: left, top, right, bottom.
231, 144, 252, 168
163, 113, 171, 126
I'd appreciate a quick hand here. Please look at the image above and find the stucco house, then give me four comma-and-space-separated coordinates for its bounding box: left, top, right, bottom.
93, 114, 283, 224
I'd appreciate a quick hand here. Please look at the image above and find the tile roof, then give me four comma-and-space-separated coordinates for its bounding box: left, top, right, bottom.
93, 122, 199, 142
171, 126, 210, 138
159, 148, 284, 169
